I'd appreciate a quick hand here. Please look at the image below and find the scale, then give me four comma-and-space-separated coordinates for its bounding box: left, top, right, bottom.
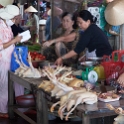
81, 56, 103, 84
82, 67, 98, 84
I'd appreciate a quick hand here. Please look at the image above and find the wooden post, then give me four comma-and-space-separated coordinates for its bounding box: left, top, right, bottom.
8, 71, 14, 119
82, 114, 90, 124
119, 24, 123, 50
36, 90, 48, 124
82, 0, 88, 10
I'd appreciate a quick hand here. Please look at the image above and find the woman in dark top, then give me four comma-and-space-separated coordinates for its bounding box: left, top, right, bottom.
11, 14, 24, 37
43, 12, 78, 58
55, 10, 112, 65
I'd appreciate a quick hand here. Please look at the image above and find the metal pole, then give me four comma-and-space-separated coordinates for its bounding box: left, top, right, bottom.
50, 0, 54, 39
80, 0, 87, 10
37, 0, 40, 18
119, 25, 122, 50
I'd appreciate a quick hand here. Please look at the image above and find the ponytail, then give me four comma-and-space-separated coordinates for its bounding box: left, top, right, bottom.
78, 10, 97, 24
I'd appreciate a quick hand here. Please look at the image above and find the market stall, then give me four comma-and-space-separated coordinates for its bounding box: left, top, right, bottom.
8, 71, 124, 124
7, 49, 124, 124
5, 0, 124, 124
8, 71, 47, 124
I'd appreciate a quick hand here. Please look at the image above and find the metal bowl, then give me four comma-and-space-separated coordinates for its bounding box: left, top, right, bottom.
87, 57, 103, 61
80, 61, 95, 66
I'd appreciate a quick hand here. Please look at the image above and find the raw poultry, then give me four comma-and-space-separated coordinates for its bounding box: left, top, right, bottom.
14, 52, 42, 78
37, 65, 98, 120
107, 104, 124, 124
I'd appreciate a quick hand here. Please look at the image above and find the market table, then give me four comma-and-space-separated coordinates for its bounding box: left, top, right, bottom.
8, 71, 49, 124
73, 100, 124, 124
43, 90, 124, 124
8, 71, 124, 124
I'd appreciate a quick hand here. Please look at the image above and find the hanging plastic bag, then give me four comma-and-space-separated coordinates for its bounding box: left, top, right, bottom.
10, 46, 29, 72
109, 25, 120, 35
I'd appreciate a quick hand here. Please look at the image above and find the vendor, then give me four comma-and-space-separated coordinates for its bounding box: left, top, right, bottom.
43, 12, 78, 59
25, 6, 39, 43
55, 10, 112, 65
11, 14, 24, 37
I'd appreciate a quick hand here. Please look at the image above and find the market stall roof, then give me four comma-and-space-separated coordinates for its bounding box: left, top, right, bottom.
44, 0, 106, 7
105, 0, 124, 26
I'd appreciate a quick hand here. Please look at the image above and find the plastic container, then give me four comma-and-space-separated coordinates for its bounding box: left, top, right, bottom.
101, 50, 124, 81
94, 65, 105, 80
16, 94, 35, 107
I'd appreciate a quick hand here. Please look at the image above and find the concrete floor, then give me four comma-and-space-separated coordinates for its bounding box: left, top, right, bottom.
0, 115, 116, 124
0, 113, 82, 124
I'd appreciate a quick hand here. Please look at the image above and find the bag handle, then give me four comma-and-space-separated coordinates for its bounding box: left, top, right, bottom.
103, 55, 111, 62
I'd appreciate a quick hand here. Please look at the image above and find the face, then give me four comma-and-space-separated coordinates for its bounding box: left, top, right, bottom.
27, 12, 33, 18
62, 15, 74, 30
77, 17, 91, 31
14, 15, 22, 24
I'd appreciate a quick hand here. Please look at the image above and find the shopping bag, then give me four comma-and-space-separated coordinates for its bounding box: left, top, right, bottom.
10, 46, 29, 72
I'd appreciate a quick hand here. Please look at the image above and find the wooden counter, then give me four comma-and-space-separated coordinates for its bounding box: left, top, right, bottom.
8, 71, 124, 124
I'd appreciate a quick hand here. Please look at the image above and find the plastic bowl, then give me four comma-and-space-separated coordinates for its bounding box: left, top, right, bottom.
32, 61, 39, 68
16, 94, 35, 107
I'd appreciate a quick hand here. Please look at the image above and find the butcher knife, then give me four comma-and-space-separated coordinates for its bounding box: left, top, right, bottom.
100, 81, 107, 93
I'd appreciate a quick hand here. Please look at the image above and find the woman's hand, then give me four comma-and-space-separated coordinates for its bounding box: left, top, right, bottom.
55, 57, 63, 65
13, 35, 22, 44
43, 41, 52, 48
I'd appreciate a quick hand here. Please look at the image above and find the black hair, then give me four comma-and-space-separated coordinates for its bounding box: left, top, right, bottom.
78, 10, 97, 24
13, 2, 19, 8
46, 2, 51, 9
61, 12, 78, 29
24, 3, 28, 10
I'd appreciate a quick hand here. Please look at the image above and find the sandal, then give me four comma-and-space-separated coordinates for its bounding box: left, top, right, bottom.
0, 113, 8, 118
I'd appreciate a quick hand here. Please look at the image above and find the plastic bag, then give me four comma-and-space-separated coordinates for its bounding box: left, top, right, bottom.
99, 5, 107, 31
10, 46, 29, 72
109, 25, 120, 35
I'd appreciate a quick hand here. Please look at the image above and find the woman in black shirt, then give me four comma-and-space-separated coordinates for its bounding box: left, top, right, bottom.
55, 10, 112, 65
11, 14, 24, 37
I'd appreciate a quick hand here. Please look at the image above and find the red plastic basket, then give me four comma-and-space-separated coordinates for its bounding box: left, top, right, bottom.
101, 50, 124, 82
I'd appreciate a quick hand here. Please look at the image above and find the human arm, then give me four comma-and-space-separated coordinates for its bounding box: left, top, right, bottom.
55, 50, 77, 65
0, 35, 22, 50
117, 73, 124, 87
43, 32, 76, 47
31, 14, 39, 33
55, 29, 92, 65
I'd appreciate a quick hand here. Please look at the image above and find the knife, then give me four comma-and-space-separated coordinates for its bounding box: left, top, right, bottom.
100, 81, 107, 93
